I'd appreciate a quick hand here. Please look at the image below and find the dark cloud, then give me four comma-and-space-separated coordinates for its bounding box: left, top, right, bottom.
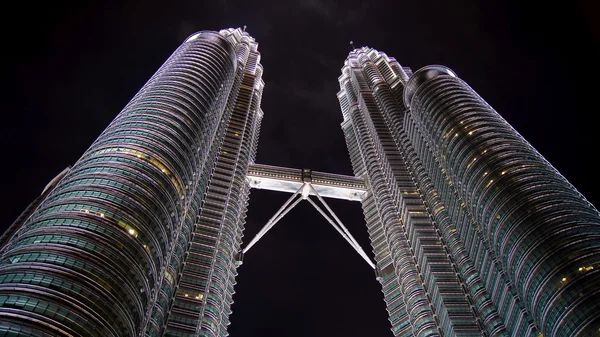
298, 0, 338, 18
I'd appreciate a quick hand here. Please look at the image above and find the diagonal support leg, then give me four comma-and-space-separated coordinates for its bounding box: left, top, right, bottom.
306, 197, 375, 269
306, 185, 376, 269
243, 183, 305, 254
308, 185, 372, 260
242, 182, 376, 270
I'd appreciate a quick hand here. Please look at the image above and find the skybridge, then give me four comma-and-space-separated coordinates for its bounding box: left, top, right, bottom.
242, 163, 375, 269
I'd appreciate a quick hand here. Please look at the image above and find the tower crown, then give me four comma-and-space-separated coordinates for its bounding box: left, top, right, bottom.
403, 64, 456, 108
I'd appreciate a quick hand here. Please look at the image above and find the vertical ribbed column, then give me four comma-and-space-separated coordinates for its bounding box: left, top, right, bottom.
341, 112, 412, 337
340, 48, 501, 336
405, 66, 600, 336
400, 116, 513, 336
0, 31, 237, 336
365, 55, 507, 336
163, 28, 264, 337
339, 51, 442, 336
350, 101, 438, 336
365, 65, 484, 336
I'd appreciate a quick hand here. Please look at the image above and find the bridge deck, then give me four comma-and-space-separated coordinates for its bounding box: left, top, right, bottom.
246, 163, 366, 201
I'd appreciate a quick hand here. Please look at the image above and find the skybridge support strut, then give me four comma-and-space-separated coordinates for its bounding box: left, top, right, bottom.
242, 181, 376, 270
306, 184, 375, 269
243, 184, 305, 254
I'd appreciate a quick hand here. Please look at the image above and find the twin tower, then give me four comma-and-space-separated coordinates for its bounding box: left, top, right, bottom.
1, 28, 599, 337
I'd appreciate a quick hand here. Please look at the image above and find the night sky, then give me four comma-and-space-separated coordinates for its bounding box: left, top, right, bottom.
4, 1, 599, 336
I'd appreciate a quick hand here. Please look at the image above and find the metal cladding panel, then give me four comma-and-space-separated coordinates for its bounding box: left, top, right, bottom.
339, 49, 506, 337
4, 28, 600, 337
341, 49, 442, 337
408, 69, 600, 336
163, 28, 264, 337
0, 31, 237, 336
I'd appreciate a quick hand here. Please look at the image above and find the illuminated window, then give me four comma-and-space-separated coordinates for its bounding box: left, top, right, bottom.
165, 270, 175, 284
467, 157, 477, 169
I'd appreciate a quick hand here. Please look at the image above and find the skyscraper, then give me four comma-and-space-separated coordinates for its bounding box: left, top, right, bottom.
2, 28, 600, 337
337, 47, 600, 336
0, 28, 264, 337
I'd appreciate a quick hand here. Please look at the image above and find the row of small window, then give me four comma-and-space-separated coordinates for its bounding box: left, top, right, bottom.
0, 294, 119, 336
110, 116, 195, 137
0, 272, 131, 327
23, 213, 159, 267
135, 86, 213, 116
101, 129, 195, 164
94, 138, 188, 175
71, 154, 186, 203
72, 154, 178, 187
6, 238, 152, 298
30, 202, 169, 253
